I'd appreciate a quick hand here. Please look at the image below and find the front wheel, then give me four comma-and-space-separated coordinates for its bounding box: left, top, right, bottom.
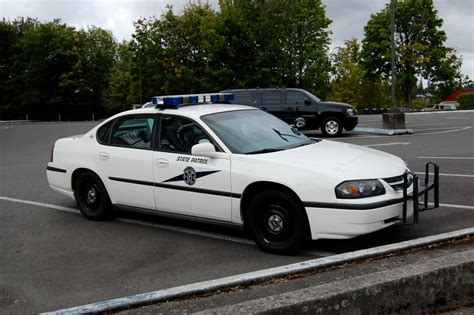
321, 116, 343, 137
246, 190, 309, 254
74, 172, 112, 220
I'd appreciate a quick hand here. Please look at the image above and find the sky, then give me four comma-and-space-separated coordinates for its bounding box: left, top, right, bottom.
1, 0, 473, 79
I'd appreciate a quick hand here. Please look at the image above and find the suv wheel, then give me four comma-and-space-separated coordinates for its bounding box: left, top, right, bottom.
321, 117, 343, 137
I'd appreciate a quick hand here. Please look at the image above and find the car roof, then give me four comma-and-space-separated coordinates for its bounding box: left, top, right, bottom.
118, 103, 254, 120
222, 88, 307, 93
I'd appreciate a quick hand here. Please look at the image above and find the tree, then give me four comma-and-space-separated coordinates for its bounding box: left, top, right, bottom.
361, 0, 462, 109
104, 41, 135, 113
279, 0, 332, 97
0, 18, 38, 119
330, 38, 389, 109
216, 0, 332, 97
17, 20, 79, 120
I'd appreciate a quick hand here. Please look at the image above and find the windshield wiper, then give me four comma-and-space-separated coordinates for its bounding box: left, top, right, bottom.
272, 128, 309, 141
272, 128, 289, 142
246, 148, 284, 154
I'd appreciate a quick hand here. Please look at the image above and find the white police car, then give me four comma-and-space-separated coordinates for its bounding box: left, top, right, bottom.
47, 93, 439, 254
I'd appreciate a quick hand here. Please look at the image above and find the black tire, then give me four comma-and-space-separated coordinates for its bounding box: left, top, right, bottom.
321, 116, 343, 137
246, 190, 309, 254
74, 172, 112, 220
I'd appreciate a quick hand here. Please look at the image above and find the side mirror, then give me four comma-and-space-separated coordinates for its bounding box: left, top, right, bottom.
294, 117, 306, 129
304, 98, 312, 105
191, 142, 216, 157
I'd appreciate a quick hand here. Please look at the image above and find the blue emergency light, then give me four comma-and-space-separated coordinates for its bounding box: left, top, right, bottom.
151, 93, 234, 108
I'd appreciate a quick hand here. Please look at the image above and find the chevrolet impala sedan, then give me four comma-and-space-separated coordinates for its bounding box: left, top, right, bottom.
47, 93, 439, 254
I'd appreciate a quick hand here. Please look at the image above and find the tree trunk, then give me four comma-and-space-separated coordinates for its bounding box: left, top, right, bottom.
404, 82, 413, 110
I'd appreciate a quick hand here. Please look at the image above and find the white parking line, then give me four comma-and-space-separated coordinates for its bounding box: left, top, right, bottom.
0, 196, 78, 213
414, 126, 471, 131
412, 126, 471, 136
117, 217, 254, 245
407, 123, 448, 127
414, 172, 474, 178
437, 203, 474, 210
332, 126, 471, 140
0, 196, 254, 245
417, 156, 474, 160
364, 142, 411, 147
0, 196, 334, 258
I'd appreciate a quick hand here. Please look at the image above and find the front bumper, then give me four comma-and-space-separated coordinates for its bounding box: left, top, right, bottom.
306, 163, 440, 240
343, 116, 358, 131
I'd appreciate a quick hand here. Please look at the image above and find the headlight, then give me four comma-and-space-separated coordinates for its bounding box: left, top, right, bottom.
335, 180, 386, 199
344, 108, 355, 117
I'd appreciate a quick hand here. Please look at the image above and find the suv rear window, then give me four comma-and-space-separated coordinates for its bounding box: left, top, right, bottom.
233, 91, 256, 105
261, 91, 282, 105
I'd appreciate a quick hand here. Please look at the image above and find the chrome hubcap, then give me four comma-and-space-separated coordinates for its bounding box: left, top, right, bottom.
86, 187, 97, 204
268, 214, 284, 232
326, 120, 339, 134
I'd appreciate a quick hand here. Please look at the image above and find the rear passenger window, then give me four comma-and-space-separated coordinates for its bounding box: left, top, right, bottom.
97, 121, 113, 144
109, 116, 156, 149
261, 91, 281, 105
286, 91, 306, 105
233, 91, 256, 105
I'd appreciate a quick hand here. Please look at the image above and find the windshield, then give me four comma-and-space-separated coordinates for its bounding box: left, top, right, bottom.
305, 90, 321, 102
201, 109, 314, 154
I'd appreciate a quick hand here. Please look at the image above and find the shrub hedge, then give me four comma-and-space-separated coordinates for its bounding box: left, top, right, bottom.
458, 92, 474, 109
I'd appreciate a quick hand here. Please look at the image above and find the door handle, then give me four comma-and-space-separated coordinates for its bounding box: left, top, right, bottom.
156, 158, 169, 167
286, 107, 293, 111
99, 152, 109, 160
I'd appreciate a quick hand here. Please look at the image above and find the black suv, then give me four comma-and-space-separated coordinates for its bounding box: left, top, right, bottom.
221, 88, 358, 137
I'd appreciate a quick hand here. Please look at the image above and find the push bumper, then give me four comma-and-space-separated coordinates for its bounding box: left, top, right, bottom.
306, 163, 440, 240
403, 162, 440, 224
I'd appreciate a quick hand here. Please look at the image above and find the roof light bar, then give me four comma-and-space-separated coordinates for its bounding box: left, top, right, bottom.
151, 93, 234, 108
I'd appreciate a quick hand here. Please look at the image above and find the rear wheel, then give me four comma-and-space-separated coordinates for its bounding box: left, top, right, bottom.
74, 172, 111, 220
321, 116, 343, 137
246, 190, 309, 254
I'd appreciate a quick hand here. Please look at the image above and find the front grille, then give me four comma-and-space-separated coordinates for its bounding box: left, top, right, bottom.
383, 173, 413, 191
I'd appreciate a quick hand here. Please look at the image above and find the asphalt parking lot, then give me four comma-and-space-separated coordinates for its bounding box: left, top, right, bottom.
1, 110, 473, 313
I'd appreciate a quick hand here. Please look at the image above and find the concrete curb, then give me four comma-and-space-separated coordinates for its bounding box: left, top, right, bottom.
199, 249, 474, 314
44, 228, 474, 314
353, 127, 414, 135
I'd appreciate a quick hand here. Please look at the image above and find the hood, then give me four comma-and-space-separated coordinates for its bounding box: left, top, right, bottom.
319, 101, 354, 110
245, 140, 407, 180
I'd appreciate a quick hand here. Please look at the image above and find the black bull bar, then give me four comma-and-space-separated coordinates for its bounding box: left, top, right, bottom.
402, 162, 440, 224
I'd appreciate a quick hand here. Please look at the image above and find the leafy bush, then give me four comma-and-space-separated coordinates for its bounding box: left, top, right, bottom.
458, 92, 474, 109
412, 98, 430, 109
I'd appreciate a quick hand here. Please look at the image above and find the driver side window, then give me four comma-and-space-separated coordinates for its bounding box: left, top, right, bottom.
159, 115, 211, 154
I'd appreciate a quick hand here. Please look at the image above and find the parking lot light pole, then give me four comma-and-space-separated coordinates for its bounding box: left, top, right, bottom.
390, 0, 396, 110
383, 0, 406, 130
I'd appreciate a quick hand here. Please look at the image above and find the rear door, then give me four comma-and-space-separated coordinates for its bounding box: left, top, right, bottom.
260, 90, 285, 121
232, 90, 257, 106
97, 114, 157, 210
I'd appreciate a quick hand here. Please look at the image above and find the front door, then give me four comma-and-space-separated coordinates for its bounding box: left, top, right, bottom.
285, 90, 317, 127
152, 114, 232, 222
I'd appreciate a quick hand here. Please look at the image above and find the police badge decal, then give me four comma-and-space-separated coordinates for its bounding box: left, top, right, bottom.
183, 167, 197, 185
